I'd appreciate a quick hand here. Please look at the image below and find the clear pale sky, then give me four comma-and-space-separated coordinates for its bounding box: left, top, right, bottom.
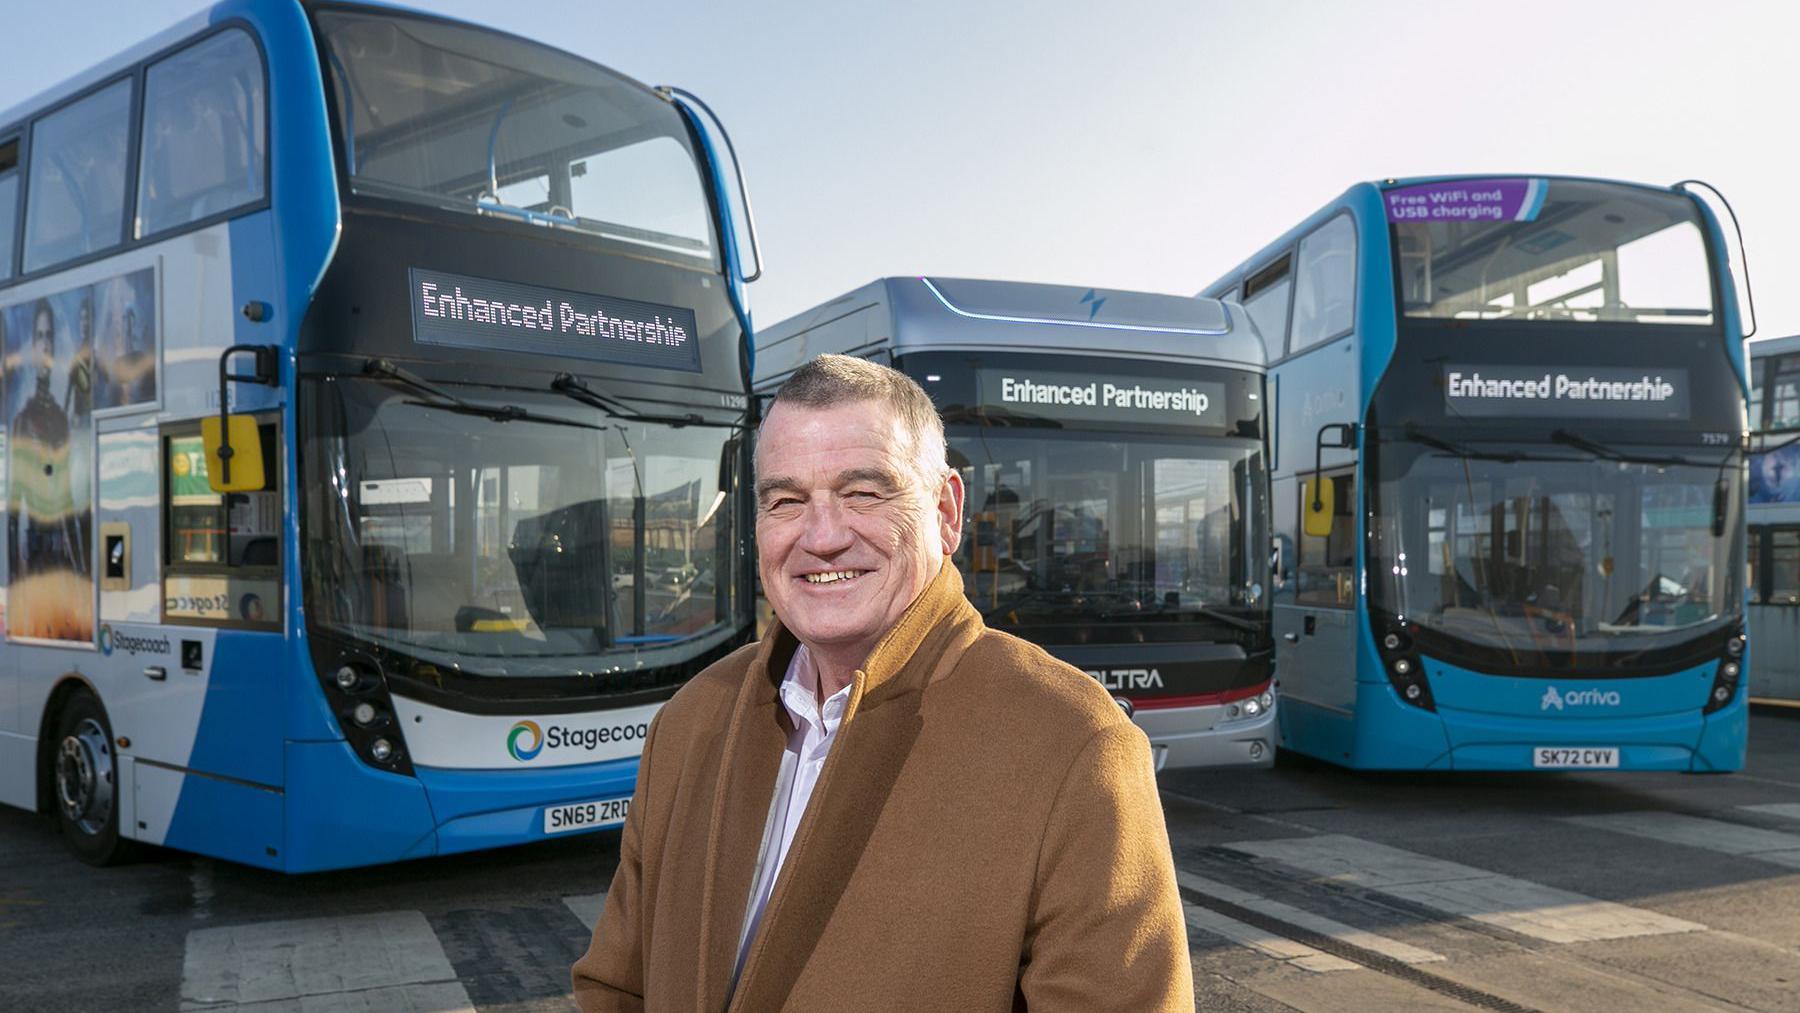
4, 1, 1795, 339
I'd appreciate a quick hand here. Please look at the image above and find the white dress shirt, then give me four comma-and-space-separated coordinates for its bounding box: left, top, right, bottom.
732, 644, 852, 985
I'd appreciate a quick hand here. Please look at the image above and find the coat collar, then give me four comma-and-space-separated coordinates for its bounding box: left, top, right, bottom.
698, 559, 982, 1011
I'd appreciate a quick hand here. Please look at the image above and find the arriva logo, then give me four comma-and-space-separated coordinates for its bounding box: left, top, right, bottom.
507, 720, 544, 761
1540, 686, 1622, 711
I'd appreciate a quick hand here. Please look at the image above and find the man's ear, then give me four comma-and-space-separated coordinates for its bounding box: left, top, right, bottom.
937, 468, 965, 556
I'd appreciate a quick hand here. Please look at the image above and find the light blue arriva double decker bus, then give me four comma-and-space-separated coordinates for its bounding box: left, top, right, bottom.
1203, 176, 1752, 771
0, 1, 760, 870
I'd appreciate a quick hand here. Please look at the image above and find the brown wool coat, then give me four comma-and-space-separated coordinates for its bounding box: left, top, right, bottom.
571, 562, 1193, 1012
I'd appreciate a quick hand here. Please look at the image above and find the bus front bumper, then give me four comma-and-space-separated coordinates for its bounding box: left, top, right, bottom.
1133, 700, 1277, 771
283, 739, 639, 872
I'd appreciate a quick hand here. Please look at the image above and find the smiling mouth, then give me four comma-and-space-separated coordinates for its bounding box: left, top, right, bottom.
802, 570, 868, 584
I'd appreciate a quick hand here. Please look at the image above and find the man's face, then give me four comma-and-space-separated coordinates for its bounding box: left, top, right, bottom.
756, 399, 963, 663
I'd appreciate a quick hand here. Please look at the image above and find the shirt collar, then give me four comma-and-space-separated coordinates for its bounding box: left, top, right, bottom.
777, 644, 851, 737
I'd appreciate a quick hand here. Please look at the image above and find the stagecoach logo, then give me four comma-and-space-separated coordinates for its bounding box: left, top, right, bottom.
1540, 686, 1622, 711
1085, 668, 1165, 691
97, 624, 171, 658
507, 720, 545, 762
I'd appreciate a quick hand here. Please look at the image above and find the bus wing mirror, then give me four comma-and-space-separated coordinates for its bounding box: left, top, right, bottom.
1711, 477, 1728, 538
201, 415, 266, 493
1303, 477, 1335, 539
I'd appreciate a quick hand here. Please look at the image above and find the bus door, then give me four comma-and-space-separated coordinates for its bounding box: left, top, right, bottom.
1278, 465, 1358, 715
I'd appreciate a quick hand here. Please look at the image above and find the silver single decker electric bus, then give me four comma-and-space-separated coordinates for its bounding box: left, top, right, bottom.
754, 277, 1275, 770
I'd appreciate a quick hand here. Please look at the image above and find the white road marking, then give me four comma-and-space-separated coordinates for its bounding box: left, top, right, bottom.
563, 892, 606, 931
180, 911, 474, 1012
1225, 834, 1704, 944
1184, 903, 1360, 972
1740, 803, 1800, 824
1178, 870, 1445, 965
1564, 812, 1800, 870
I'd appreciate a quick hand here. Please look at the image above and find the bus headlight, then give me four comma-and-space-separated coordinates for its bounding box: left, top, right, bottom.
1704, 626, 1748, 716
315, 646, 415, 775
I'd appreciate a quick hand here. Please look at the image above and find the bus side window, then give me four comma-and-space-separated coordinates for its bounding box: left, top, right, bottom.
1772, 354, 1800, 431
1749, 358, 1765, 431
1242, 254, 1292, 360
1772, 528, 1800, 606
135, 29, 267, 239
23, 79, 133, 273
162, 418, 282, 627
1297, 467, 1355, 608
0, 137, 18, 277
1748, 526, 1762, 604
1290, 213, 1357, 353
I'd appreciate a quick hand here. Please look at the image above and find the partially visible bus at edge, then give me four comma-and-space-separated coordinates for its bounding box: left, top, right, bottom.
0, 0, 763, 870
1748, 334, 1800, 704
1201, 176, 1752, 771
754, 278, 1277, 771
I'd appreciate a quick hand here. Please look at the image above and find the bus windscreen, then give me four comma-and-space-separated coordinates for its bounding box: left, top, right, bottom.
301, 377, 736, 669
1389, 179, 1714, 326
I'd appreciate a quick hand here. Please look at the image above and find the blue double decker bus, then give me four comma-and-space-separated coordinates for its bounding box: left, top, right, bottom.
1203, 176, 1751, 771
0, 1, 760, 870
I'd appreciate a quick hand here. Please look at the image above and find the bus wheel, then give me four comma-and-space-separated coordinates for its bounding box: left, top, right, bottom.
53, 691, 133, 866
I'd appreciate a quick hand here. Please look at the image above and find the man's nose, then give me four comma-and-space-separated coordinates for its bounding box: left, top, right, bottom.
795, 496, 855, 556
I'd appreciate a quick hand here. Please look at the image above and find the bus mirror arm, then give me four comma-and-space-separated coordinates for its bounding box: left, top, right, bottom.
215, 345, 278, 486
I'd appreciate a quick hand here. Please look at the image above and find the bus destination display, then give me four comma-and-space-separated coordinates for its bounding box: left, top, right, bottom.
976, 369, 1227, 430
1443, 364, 1690, 420
409, 268, 701, 372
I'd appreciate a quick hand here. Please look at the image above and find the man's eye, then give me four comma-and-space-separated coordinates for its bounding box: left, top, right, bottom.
846, 489, 882, 500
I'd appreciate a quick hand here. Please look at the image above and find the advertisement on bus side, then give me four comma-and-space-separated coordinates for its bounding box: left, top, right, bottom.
2, 267, 157, 643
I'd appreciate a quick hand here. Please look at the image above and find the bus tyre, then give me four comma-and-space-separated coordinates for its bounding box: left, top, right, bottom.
53, 691, 133, 866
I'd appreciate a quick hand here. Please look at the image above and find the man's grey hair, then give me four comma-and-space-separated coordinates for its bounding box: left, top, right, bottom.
764, 354, 946, 482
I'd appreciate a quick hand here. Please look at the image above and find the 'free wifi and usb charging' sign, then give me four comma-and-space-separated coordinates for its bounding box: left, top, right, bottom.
1443, 365, 1690, 420
409, 267, 701, 372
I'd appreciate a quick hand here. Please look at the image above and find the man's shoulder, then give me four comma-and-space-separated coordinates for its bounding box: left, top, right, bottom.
939, 627, 1133, 743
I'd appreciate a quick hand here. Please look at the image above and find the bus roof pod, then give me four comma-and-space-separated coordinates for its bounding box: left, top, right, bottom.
754, 277, 1264, 385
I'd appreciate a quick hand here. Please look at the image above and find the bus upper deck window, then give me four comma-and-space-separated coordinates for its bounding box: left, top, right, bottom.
0, 138, 18, 278
136, 29, 266, 239
23, 79, 132, 273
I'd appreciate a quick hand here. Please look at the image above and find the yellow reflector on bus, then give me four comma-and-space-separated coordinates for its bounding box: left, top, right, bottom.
199, 415, 266, 493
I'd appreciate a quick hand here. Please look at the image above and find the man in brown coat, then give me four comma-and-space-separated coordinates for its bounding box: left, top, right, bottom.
572, 354, 1192, 1011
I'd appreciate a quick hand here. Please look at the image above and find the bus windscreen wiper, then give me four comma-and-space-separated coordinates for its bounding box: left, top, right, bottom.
1549, 429, 1710, 467
551, 373, 734, 429
361, 358, 606, 431
1401, 426, 1544, 463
